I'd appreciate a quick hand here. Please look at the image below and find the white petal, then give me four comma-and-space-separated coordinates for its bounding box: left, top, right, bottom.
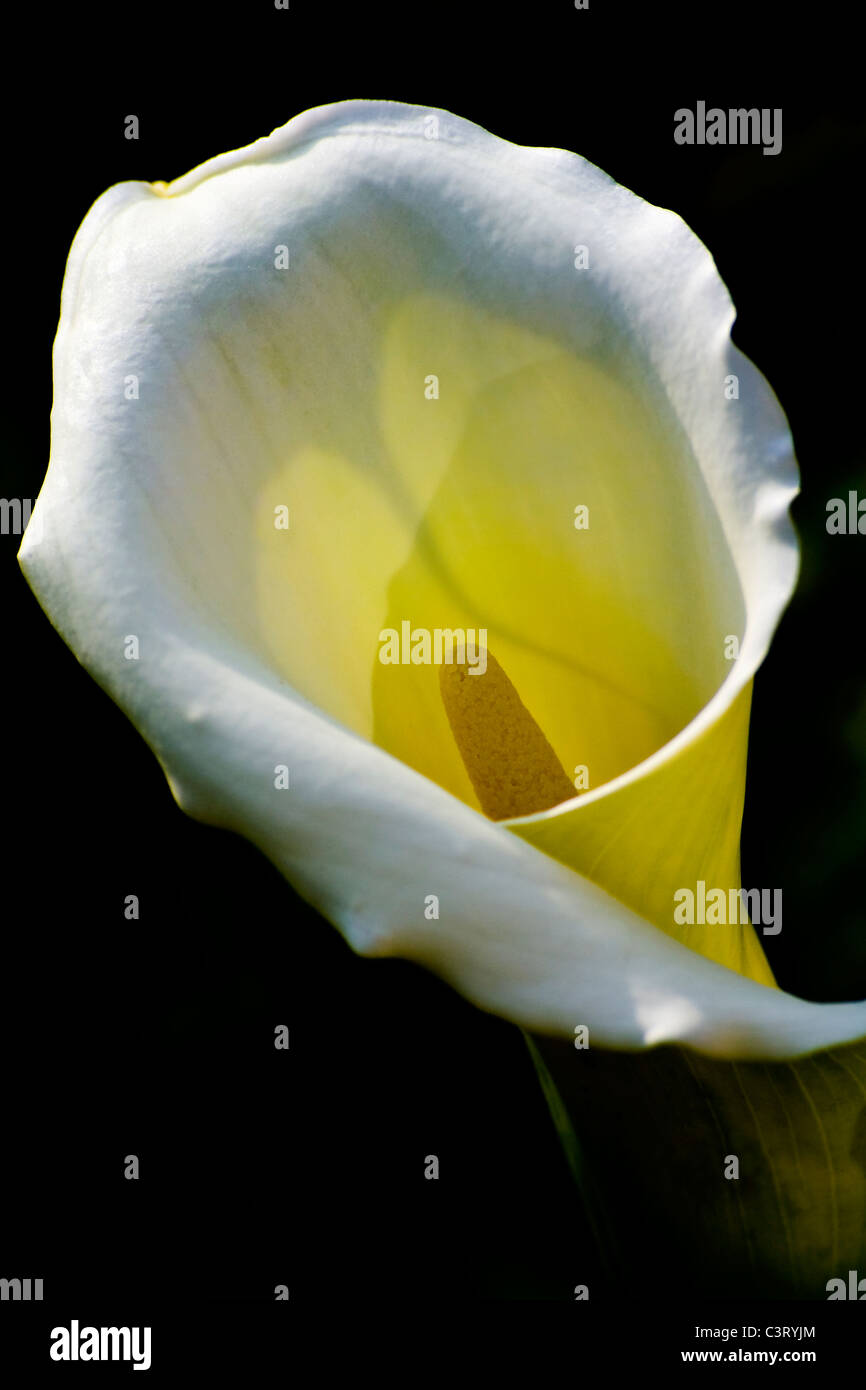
21, 99, 865, 1058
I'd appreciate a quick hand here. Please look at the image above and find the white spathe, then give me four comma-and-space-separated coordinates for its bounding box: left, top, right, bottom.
20, 100, 866, 1058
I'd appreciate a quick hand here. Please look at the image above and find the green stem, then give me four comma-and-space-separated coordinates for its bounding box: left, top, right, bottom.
522, 1029, 624, 1288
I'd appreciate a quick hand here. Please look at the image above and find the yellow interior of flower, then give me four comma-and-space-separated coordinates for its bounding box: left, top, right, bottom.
247, 291, 774, 986
253, 292, 743, 807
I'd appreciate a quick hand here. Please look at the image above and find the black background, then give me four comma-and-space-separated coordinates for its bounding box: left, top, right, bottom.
1, 0, 864, 1354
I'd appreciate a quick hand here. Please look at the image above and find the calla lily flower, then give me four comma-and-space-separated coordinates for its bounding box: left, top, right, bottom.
20, 99, 865, 1062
